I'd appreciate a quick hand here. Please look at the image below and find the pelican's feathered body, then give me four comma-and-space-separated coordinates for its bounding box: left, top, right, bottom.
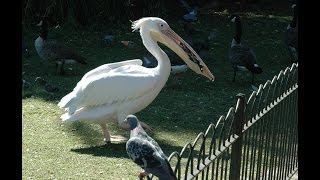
58, 17, 214, 143
126, 115, 177, 180
229, 15, 263, 83
35, 17, 87, 75
143, 50, 188, 74
285, 3, 298, 61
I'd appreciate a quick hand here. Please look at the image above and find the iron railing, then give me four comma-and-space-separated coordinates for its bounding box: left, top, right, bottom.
154, 63, 298, 180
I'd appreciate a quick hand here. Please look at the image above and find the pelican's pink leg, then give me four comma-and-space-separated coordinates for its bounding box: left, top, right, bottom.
138, 170, 150, 179
100, 124, 111, 144
139, 121, 154, 132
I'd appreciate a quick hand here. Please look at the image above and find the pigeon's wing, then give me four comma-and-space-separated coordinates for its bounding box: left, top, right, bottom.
126, 135, 177, 180
146, 152, 177, 180
126, 136, 162, 169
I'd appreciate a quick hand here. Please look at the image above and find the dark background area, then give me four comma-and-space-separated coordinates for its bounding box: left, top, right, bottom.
22, 0, 293, 29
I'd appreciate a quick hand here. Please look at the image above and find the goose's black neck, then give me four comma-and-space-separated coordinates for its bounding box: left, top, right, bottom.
40, 20, 48, 40
290, 5, 298, 28
233, 16, 242, 44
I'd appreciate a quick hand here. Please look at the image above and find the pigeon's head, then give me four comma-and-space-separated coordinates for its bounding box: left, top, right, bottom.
125, 114, 140, 130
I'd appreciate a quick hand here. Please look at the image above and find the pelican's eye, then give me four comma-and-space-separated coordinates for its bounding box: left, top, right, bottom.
158, 23, 166, 30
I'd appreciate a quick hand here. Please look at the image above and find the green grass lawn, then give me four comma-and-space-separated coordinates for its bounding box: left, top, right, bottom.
22, 5, 295, 179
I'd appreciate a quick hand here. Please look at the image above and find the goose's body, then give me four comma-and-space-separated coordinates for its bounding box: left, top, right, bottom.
285, 4, 298, 61
126, 115, 177, 180
35, 18, 87, 75
58, 17, 214, 143
229, 15, 262, 83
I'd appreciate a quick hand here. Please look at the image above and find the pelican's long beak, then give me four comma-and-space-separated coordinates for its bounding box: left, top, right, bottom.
151, 28, 215, 81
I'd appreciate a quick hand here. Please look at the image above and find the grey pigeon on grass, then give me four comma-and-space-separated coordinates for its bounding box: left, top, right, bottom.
125, 115, 177, 180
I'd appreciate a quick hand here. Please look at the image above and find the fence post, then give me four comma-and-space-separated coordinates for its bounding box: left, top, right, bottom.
230, 93, 246, 180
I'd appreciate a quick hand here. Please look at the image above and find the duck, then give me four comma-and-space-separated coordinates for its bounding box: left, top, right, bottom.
228, 15, 263, 83
34, 17, 88, 75
125, 115, 177, 180
285, 3, 298, 62
58, 17, 214, 144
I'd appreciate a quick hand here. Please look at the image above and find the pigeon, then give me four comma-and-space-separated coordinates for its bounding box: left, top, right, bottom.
125, 115, 177, 180
183, 7, 198, 22
102, 33, 114, 47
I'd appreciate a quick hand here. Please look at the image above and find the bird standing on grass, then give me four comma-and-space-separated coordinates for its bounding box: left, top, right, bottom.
229, 15, 263, 83
58, 17, 214, 144
34, 17, 87, 75
35, 77, 59, 94
285, 3, 298, 62
125, 115, 177, 180
102, 33, 114, 47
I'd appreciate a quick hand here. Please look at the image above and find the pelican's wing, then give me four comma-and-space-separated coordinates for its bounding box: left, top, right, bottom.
80, 59, 143, 81
58, 59, 144, 109
72, 59, 143, 95
60, 64, 159, 114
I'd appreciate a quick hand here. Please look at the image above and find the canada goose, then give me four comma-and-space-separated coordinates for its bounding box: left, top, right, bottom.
34, 17, 87, 75
229, 15, 263, 83
285, 3, 298, 62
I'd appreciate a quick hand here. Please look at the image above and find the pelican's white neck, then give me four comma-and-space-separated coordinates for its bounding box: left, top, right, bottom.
140, 29, 171, 80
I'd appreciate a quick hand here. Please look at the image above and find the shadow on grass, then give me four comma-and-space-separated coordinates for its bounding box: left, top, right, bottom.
70, 143, 127, 158
70, 138, 184, 158
64, 122, 107, 146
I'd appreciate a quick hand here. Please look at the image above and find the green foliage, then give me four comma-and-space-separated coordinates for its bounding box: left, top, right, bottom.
22, 0, 168, 29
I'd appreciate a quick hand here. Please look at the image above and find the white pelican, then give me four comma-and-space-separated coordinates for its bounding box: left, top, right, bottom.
58, 17, 215, 144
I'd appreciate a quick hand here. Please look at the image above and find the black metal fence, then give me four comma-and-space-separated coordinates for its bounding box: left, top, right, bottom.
161, 63, 298, 180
